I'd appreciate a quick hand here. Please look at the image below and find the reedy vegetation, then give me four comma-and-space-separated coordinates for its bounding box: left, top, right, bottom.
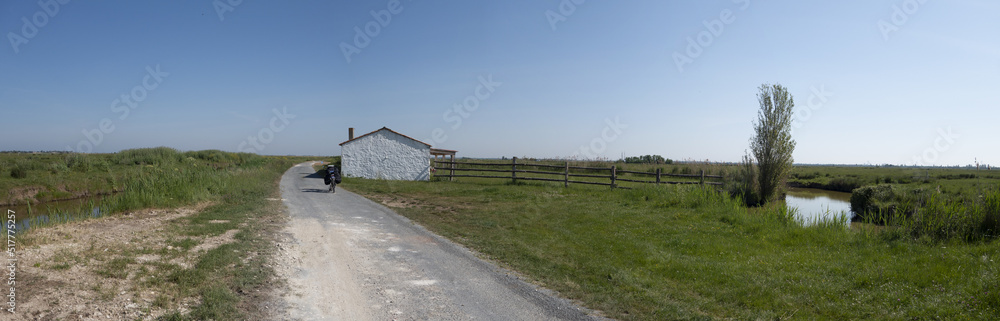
3, 148, 312, 320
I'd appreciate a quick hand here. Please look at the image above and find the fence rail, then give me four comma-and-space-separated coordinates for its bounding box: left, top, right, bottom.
433, 157, 723, 189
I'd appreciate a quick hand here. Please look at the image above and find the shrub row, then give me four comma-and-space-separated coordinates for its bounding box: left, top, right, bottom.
851, 184, 1000, 241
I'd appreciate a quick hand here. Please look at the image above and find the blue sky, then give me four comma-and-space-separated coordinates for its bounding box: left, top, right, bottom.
1, 1, 997, 166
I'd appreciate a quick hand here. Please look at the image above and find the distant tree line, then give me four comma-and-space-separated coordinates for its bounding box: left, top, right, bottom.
622, 155, 673, 164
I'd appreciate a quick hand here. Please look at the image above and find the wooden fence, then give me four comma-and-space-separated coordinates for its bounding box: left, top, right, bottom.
432, 157, 723, 189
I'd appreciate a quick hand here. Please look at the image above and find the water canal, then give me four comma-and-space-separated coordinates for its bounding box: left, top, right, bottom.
783, 187, 853, 225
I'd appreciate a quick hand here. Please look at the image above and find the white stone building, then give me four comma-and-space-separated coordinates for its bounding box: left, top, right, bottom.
339, 127, 433, 181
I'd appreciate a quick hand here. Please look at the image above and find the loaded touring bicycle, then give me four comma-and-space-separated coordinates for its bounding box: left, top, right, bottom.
324, 165, 341, 193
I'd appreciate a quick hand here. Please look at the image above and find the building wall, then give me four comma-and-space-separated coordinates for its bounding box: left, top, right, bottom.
341, 130, 430, 181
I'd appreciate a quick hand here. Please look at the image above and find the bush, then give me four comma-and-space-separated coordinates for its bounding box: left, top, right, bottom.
623, 155, 672, 164
826, 177, 862, 193
851, 185, 1000, 241
115, 147, 182, 165
10, 167, 27, 179
727, 154, 760, 207
981, 190, 1000, 238
234, 153, 266, 167
902, 191, 1000, 241
66, 154, 107, 172
66, 154, 84, 171
48, 162, 70, 174
791, 171, 819, 180
850, 184, 899, 218
185, 150, 236, 163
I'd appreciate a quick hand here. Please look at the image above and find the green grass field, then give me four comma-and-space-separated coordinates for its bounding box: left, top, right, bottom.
342, 176, 999, 320
3, 148, 314, 320
788, 165, 999, 195
432, 158, 1000, 197
9, 152, 999, 319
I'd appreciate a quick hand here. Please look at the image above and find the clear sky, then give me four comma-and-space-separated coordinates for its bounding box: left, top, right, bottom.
1, 1, 997, 166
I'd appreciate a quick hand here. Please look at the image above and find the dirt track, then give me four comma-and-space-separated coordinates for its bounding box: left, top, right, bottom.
272, 162, 603, 320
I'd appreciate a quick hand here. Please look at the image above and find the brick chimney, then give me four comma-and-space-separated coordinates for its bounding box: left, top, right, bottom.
349, 128, 354, 140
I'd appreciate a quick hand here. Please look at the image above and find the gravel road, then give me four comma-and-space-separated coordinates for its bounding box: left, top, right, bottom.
272, 162, 604, 320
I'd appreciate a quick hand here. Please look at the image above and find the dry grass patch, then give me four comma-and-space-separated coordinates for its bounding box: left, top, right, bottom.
14, 204, 218, 320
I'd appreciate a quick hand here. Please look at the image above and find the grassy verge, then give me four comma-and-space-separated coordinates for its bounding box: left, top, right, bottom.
7, 148, 314, 319
789, 165, 999, 195
152, 157, 298, 320
343, 177, 999, 320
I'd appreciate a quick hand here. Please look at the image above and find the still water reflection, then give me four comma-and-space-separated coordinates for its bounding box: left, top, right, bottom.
783, 187, 853, 225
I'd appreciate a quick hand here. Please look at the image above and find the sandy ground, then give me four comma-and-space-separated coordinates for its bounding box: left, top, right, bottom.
270, 162, 605, 320
5, 161, 605, 320
7, 203, 230, 320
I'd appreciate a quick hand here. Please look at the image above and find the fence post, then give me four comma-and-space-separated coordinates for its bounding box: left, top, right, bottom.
564, 161, 569, 188
656, 168, 661, 185
700, 169, 705, 187
449, 155, 455, 182
512, 157, 517, 184
611, 165, 616, 189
